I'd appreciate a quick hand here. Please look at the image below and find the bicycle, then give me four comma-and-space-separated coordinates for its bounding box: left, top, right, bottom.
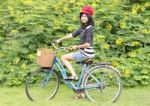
25, 42, 122, 104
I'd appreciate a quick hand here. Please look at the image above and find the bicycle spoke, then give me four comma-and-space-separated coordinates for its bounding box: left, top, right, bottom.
26, 68, 59, 101
83, 65, 122, 104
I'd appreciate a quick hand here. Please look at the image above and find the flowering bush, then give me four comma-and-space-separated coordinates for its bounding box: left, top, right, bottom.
0, 0, 149, 86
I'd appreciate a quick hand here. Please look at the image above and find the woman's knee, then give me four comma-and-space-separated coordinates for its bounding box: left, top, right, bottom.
61, 55, 66, 61
61, 54, 73, 61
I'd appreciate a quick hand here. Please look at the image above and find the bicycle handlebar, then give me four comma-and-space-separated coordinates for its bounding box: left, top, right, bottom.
52, 41, 68, 52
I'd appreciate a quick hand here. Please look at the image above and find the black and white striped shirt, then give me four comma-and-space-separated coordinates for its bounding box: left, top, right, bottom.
80, 46, 95, 58
72, 25, 95, 58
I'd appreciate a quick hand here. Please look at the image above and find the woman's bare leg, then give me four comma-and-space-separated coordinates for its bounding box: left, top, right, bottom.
61, 53, 77, 76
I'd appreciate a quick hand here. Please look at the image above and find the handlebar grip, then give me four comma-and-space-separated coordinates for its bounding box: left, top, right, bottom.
52, 40, 56, 44
52, 40, 62, 47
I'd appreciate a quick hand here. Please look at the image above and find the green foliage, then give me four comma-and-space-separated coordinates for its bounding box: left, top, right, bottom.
0, 0, 150, 86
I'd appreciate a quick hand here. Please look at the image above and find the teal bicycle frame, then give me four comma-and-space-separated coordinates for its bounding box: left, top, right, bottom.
47, 56, 98, 92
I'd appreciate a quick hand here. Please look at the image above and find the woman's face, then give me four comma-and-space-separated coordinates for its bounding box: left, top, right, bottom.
81, 14, 88, 24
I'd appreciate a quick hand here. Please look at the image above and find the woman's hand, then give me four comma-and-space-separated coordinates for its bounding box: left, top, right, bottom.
55, 39, 61, 44
68, 45, 79, 51
72, 45, 78, 50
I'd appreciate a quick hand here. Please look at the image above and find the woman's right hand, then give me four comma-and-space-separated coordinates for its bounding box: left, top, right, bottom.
67, 45, 78, 52
55, 39, 61, 44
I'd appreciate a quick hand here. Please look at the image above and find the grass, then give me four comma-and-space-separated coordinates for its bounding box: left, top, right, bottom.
0, 85, 150, 106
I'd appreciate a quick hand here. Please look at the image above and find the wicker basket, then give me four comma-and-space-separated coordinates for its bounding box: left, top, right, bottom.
36, 48, 56, 67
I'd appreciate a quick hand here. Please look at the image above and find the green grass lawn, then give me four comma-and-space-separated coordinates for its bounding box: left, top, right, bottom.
0, 85, 150, 106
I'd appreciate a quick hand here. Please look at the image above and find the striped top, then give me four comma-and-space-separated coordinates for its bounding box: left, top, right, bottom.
80, 46, 95, 58
72, 25, 95, 58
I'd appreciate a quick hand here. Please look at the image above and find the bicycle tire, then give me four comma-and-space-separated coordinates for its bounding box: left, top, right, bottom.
82, 65, 122, 104
25, 67, 59, 101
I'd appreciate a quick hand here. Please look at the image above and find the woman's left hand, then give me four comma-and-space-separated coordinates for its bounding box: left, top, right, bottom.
69, 45, 78, 51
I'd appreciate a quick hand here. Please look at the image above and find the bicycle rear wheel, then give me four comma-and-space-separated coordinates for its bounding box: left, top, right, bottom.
83, 65, 122, 104
25, 67, 59, 101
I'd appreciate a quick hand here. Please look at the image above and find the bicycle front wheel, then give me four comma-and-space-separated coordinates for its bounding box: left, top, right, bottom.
83, 65, 122, 104
25, 67, 59, 101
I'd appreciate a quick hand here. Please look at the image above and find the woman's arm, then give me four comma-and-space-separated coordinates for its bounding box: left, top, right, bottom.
56, 28, 81, 43
56, 34, 73, 43
77, 43, 90, 49
71, 43, 90, 50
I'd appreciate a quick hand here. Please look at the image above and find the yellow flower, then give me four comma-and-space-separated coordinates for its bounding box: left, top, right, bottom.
53, 5, 59, 11
141, 6, 145, 12
8, 6, 13, 11
70, 0, 75, 4
41, 6, 47, 11
95, 0, 100, 3
106, 23, 112, 31
8, 6, 14, 16
144, 18, 149, 24
22, 0, 33, 6
119, 21, 126, 29
108, 72, 113, 79
67, 26, 73, 32
21, 63, 27, 70
112, 61, 119, 67
102, 43, 110, 49
142, 75, 149, 79
142, 29, 150, 34
141, 70, 148, 74
53, 20, 59, 26
63, 7, 70, 13
109, 4, 114, 8
76, 2, 83, 6
96, 35, 106, 43
144, 2, 150, 8
132, 41, 140, 46
112, 0, 120, 5
128, 51, 137, 57
9, 11, 14, 16
131, 4, 140, 14
123, 68, 130, 77
72, 16, 77, 21
39, 25, 44, 30
11, 30, 18, 33
28, 54, 35, 61
13, 57, 20, 64
92, 3, 97, 8
131, 9, 137, 14
0, 20, 6, 24
116, 38, 124, 45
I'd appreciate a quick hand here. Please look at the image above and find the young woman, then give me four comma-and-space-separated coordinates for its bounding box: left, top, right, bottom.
56, 6, 95, 80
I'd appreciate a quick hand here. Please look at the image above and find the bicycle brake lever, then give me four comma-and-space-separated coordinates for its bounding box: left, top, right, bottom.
58, 41, 62, 47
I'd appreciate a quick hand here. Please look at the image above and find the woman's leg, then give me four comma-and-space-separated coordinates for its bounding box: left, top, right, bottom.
61, 52, 86, 98
61, 53, 77, 77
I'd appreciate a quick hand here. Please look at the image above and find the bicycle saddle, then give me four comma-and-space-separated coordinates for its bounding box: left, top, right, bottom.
83, 59, 93, 64
76, 59, 93, 65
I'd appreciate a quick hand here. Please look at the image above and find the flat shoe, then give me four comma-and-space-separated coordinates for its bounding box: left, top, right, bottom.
74, 93, 85, 100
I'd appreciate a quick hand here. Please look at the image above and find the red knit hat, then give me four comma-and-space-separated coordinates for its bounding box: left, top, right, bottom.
80, 6, 94, 16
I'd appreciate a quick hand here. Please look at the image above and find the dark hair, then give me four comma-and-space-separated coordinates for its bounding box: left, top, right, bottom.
80, 13, 94, 29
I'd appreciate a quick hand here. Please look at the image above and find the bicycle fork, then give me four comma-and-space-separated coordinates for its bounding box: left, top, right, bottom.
41, 68, 53, 87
